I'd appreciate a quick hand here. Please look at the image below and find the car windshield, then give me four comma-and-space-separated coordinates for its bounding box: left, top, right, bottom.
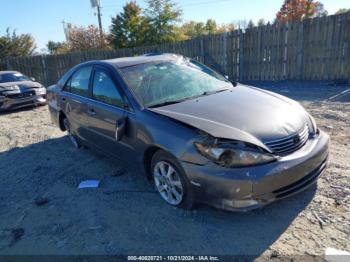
120, 58, 233, 107
0, 73, 31, 83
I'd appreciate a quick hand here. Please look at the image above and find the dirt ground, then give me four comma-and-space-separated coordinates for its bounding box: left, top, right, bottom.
0, 82, 349, 259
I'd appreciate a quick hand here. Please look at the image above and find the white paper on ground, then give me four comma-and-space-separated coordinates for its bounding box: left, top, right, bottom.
78, 180, 100, 189
325, 247, 350, 262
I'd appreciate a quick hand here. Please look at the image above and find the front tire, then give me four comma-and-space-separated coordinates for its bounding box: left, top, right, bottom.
151, 150, 194, 209
63, 117, 80, 149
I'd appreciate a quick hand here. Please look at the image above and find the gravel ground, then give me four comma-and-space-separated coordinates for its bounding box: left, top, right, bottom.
0, 82, 349, 259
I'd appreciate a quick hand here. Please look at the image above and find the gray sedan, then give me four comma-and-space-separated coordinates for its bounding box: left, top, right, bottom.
0, 71, 47, 111
47, 54, 329, 211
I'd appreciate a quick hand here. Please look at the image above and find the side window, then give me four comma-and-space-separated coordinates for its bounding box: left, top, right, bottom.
92, 69, 124, 107
66, 66, 92, 97
63, 78, 71, 92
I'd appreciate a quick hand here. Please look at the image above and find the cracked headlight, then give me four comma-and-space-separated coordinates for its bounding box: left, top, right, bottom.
194, 141, 276, 168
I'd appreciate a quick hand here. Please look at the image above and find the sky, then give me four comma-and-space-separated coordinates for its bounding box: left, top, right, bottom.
0, 0, 349, 51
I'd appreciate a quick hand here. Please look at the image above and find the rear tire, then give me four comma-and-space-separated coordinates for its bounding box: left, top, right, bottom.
63, 117, 80, 149
151, 150, 194, 209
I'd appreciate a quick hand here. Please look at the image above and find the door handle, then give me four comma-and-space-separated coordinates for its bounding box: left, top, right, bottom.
88, 108, 96, 116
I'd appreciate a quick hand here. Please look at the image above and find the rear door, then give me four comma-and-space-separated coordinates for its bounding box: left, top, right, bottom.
60, 65, 93, 141
84, 65, 135, 159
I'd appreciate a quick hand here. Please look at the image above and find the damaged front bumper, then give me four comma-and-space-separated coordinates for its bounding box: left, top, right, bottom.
0, 87, 47, 111
181, 130, 329, 211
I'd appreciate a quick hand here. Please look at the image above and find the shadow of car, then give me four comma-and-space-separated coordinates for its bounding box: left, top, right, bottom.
0, 136, 316, 256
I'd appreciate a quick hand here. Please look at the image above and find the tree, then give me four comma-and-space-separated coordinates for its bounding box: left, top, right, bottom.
66, 25, 110, 51
234, 19, 248, 29
143, 0, 182, 44
180, 21, 205, 39
247, 20, 255, 28
315, 2, 328, 17
217, 23, 235, 33
276, 0, 324, 24
46, 41, 65, 54
257, 18, 266, 26
0, 28, 36, 59
110, 1, 145, 48
179, 19, 223, 39
205, 19, 217, 35
335, 8, 349, 15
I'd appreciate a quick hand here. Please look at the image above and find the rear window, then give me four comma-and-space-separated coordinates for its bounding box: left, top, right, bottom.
64, 66, 92, 97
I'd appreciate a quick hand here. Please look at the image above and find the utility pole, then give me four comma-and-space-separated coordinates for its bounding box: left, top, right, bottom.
91, 0, 103, 46
96, 2, 103, 43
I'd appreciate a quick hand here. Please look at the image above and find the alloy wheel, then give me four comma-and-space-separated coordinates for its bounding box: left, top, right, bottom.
153, 161, 184, 205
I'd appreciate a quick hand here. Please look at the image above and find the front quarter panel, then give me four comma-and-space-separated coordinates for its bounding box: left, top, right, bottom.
133, 109, 210, 166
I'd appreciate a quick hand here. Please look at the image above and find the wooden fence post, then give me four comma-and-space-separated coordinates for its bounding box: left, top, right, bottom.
239, 29, 244, 81
40, 55, 48, 86
223, 32, 227, 75
200, 36, 205, 63
296, 21, 304, 80
283, 24, 289, 80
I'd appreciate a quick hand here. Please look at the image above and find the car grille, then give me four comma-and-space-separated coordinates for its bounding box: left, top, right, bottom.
7, 91, 35, 99
265, 125, 309, 156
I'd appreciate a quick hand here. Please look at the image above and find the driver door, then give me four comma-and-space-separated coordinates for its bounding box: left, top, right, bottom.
84, 65, 134, 160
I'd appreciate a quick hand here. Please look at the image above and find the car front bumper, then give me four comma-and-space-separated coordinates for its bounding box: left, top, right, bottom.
181, 130, 329, 211
0, 88, 47, 111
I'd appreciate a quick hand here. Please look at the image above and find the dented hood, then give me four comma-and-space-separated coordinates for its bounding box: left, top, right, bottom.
0, 81, 42, 91
148, 84, 309, 150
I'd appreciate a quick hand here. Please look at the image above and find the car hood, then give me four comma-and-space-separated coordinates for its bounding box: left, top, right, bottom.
148, 84, 309, 150
0, 81, 42, 91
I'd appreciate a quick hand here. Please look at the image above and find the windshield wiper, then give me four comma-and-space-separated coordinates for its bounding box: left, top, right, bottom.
148, 88, 230, 108
148, 99, 184, 108
202, 88, 230, 96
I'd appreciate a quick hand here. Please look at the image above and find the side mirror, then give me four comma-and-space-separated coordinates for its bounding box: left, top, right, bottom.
31, 77, 36, 81
115, 117, 127, 141
225, 75, 238, 86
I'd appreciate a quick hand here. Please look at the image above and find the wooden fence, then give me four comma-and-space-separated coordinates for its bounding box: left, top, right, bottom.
1, 12, 349, 86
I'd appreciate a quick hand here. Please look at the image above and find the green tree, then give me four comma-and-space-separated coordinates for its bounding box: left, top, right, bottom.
180, 21, 205, 39
315, 2, 328, 16
0, 28, 36, 59
143, 0, 182, 44
335, 8, 349, 15
257, 18, 266, 26
205, 19, 217, 35
46, 41, 65, 54
110, 1, 145, 48
247, 20, 255, 28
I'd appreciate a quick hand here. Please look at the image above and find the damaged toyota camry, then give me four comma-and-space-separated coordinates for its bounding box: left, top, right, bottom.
47, 54, 329, 211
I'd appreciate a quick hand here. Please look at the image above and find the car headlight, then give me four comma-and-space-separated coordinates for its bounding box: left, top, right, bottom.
194, 141, 276, 168
308, 114, 318, 135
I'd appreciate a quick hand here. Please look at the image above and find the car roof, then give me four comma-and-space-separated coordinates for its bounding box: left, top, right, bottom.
103, 53, 183, 68
0, 71, 20, 75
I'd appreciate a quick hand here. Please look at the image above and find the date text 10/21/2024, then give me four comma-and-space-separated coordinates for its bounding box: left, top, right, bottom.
127, 256, 220, 261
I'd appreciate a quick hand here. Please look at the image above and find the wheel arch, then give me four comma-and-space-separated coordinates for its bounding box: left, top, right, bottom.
143, 145, 181, 180
143, 146, 162, 180
58, 111, 67, 131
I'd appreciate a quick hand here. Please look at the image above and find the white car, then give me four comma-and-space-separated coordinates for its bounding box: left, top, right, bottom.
0, 71, 46, 111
